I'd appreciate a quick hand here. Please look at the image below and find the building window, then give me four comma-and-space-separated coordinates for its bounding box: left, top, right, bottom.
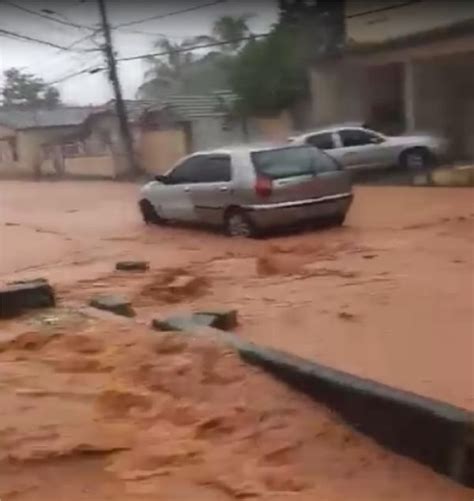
62, 141, 84, 157
8, 137, 18, 161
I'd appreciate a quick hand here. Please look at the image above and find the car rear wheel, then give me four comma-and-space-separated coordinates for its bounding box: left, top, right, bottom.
400, 147, 432, 170
224, 209, 256, 238
139, 199, 162, 225
329, 212, 346, 227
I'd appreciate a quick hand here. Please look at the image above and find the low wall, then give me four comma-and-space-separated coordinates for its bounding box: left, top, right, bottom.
64, 155, 115, 178
140, 129, 186, 174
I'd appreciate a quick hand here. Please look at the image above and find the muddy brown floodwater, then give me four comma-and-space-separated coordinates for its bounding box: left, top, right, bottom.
0, 180, 473, 499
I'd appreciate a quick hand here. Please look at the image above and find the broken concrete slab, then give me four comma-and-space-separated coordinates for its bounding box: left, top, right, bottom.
152, 310, 238, 333
195, 309, 238, 331
89, 295, 135, 318
115, 261, 150, 272
167, 275, 201, 292
152, 314, 216, 332
0, 280, 56, 319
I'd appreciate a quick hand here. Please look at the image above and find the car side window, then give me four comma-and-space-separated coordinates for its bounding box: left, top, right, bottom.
198, 155, 232, 183
167, 156, 204, 184
306, 132, 335, 150
339, 129, 381, 147
310, 148, 340, 173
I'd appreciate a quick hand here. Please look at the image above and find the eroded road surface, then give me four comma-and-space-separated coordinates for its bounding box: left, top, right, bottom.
0, 180, 473, 500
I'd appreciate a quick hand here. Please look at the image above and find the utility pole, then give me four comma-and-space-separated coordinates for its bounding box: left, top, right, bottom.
97, 0, 139, 177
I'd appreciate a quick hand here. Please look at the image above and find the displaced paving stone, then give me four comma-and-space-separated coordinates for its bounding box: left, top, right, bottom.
196, 309, 238, 331
152, 310, 238, 333
167, 275, 201, 292
152, 314, 216, 332
338, 311, 358, 321
115, 261, 150, 272
0, 280, 56, 319
89, 295, 136, 318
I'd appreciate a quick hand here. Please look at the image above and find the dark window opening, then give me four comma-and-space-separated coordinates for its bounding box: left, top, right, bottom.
252, 146, 339, 180
307, 132, 335, 150
339, 129, 382, 147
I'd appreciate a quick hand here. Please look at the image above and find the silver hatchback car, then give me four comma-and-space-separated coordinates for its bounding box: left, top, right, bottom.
139, 144, 353, 237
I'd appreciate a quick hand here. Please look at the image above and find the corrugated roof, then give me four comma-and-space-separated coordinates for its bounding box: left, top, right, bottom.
104, 92, 238, 122
163, 91, 238, 119
0, 107, 99, 130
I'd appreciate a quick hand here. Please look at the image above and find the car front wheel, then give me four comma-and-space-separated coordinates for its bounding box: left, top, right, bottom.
139, 199, 162, 225
224, 209, 256, 238
400, 147, 432, 170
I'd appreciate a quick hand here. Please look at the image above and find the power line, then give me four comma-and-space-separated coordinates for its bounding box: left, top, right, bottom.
346, 0, 424, 19
43, 51, 104, 83
61, 28, 103, 52
114, 28, 186, 39
117, 33, 269, 62
0, 0, 96, 31
114, 0, 227, 29
44, 33, 269, 85
0, 27, 94, 51
46, 65, 105, 85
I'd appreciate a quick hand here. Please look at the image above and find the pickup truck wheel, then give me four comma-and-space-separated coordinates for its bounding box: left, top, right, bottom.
224, 209, 256, 238
400, 147, 432, 170
139, 199, 161, 225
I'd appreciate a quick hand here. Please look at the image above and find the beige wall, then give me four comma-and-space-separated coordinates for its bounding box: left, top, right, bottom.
16, 126, 78, 174
0, 125, 16, 172
64, 155, 115, 177
310, 62, 369, 126
346, 0, 474, 45
251, 112, 293, 142
0, 124, 15, 139
140, 129, 187, 174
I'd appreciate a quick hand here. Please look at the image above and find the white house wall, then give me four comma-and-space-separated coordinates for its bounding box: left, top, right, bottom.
190, 117, 246, 151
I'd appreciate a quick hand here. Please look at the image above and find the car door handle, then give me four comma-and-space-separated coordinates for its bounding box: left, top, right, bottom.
183, 186, 191, 192
218, 186, 229, 192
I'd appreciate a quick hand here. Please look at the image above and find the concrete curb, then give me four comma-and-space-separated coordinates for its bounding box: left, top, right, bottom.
0, 279, 55, 319
175, 328, 474, 486
77, 307, 473, 486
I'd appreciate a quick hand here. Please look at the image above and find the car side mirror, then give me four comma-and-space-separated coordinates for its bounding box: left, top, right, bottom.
154, 174, 168, 183
371, 137, 384, 144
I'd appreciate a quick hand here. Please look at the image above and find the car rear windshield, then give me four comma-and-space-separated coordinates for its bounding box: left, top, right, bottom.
251, 146, 336, 180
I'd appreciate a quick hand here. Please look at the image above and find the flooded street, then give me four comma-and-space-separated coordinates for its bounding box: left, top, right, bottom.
1, 180, 473, 408
0, 180, 473, 500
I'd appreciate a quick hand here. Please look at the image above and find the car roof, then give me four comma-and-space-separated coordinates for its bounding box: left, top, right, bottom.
189, 142, 306, 156
296, 122, 366, 138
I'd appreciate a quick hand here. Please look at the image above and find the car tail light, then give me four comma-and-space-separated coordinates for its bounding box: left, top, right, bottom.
255, 175, 273, 198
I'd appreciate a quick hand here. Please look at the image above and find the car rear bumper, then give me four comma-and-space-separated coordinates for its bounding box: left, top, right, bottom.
243, 192, 353, 228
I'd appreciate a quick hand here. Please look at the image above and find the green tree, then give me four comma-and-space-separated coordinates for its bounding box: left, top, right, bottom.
137, 37, 207, 99
229, 27, 308, 117
137, 15, 253, 100
210, 14, 253, 52
1, 68, 61, 108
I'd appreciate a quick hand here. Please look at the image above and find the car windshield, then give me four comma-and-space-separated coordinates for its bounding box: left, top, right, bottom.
251, 146, 319, 179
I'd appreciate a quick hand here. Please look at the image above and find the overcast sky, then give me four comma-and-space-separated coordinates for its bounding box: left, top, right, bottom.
0, 0, 277, 105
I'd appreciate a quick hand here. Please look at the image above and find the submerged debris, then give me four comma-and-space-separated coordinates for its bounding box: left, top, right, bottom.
116, 261, 150, 272
0, 278, 55, 319
89, 294, 136, 318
